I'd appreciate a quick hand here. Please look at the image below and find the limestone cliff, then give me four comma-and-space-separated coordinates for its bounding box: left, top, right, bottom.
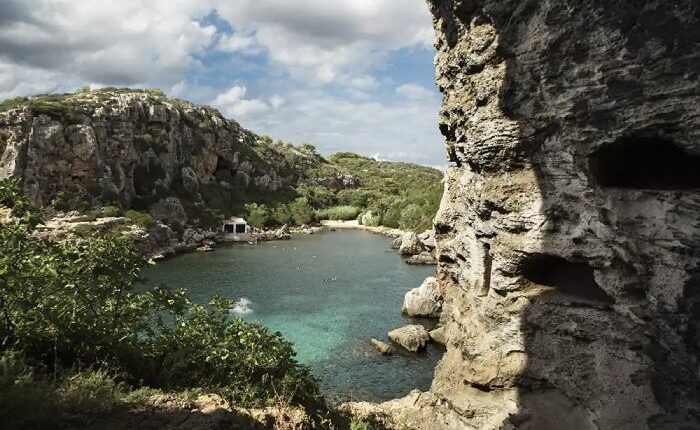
0, 89, 316, 227
355, 1, 700, 429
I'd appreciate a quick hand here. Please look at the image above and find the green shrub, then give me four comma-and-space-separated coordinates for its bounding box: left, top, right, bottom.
314, 205, 361, 221
0, 351, 55, 429
99, 205, 122, 218
288, 197, 314, 225
0, 213, 319, 409
245, 203, 270, 228
58, 369, 124, 415
125, 210, 155, 228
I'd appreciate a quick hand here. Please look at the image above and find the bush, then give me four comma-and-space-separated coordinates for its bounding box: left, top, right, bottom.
99, 205, 122, 218
0, 216, 319, 409
245, 203, 270, 228
58, 369, 124, 415
314, 206, 361, 221
125, 209, 155, 228
288, 197, 314, 225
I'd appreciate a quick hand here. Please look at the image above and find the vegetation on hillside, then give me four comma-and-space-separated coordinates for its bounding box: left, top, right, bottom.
243, 148, 443, 232
0, 180, 322, 428
0, 88, 442, 232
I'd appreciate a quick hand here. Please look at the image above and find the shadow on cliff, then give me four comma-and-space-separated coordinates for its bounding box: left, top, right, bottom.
437, 1, 700, 428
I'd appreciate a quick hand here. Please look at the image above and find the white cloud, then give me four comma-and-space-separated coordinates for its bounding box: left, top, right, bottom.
269, 95, 286, 109
214, 0, 433, 83
0, 0, 216, 91
212, 85, 270, 118
217, 32, 262, 54
234, 87, 445, 165
396, 83, 437, 100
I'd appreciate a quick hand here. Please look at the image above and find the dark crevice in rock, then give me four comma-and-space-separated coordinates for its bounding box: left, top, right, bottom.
481, 243, 493, 296
519, 254, 614, 304
590, 135, 700, 190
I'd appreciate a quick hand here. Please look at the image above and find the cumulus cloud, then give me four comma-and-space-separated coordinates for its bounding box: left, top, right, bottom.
0, 0, 215, 92
215, 0, 434, 82
212, 85, 271, 118
396, 83, 437, 100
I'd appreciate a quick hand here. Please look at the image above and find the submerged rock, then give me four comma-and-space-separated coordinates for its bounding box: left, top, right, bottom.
402, 277, 442, 318
388, 325, 430, 353
370, 338, 392, 355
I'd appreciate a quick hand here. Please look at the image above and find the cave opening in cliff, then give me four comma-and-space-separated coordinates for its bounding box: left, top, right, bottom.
520, 254, 614, 303
590, 135, 700, 190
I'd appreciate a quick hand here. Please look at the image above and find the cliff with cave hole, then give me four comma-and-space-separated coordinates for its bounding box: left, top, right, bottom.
351, 1, 700, 429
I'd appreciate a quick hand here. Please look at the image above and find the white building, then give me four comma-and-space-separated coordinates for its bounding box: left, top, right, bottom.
223, 217, 250, 235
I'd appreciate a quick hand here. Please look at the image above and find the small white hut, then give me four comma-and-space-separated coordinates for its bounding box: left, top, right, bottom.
223, 217, 250, 235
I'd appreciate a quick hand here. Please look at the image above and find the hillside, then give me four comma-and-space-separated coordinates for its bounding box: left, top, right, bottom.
0, 88, 442, 232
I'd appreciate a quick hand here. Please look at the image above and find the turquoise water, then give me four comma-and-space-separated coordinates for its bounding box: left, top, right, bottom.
141, 229, 442, 401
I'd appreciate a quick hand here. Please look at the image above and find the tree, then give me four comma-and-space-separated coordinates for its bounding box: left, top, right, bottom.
288, 197, 314, 225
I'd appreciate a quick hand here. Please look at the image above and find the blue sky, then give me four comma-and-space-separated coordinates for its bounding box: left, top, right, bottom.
0, 1, 445, 167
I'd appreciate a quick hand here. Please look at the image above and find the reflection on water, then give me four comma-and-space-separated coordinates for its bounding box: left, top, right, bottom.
142, 229, 442, 401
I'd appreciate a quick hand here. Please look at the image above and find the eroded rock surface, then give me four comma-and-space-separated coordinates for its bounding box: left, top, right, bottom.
402, 277, 442, 317
388, 325, 430, 352
0, 90, 314, 223
364, 1, 700, 429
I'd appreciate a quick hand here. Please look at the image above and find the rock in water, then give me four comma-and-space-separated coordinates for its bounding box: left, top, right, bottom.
388, 325, 430, 353
398, 232, 423, 255
405, 251, 437, 265
402, 277, 442, 318
370, 338, 392, 355
428, 327, 447, 346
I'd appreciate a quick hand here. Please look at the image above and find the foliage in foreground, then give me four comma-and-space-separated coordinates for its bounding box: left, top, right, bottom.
0, 180, 319, 420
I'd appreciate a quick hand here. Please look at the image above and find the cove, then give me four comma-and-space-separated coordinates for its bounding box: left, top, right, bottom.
141, 229, 442, 401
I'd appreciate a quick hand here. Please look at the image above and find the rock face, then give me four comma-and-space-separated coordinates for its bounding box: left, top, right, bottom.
0, 90, 310, 224
402, 277, 442, 318
388, 325, 430, 352
371, 1, 700, 429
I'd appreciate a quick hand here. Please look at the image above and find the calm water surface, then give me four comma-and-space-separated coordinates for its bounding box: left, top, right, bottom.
142, 229, 442, 401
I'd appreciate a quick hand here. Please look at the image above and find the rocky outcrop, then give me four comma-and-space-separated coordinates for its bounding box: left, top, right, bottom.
360, 1, 700, 429
405, 251, 437, 265
0, 90, 313, 226
402, 277, 442, 318
398, 232, 423, 255
388, 325, 430, 352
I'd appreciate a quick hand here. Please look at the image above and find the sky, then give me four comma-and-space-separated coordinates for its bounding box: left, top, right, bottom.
0, 0, 446, 167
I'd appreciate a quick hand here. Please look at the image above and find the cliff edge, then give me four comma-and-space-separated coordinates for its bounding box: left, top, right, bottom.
352, 1, 700, 429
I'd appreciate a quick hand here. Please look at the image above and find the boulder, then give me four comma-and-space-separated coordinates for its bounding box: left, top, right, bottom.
388, 325, 430, 352
406, 251, 438, 265
390, 236, 402, 250
429, 326, 448, 346
418, 229, 436, 250
402, 277, 442, 318
398, 232, 423, 255
370, 338, 392, 355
